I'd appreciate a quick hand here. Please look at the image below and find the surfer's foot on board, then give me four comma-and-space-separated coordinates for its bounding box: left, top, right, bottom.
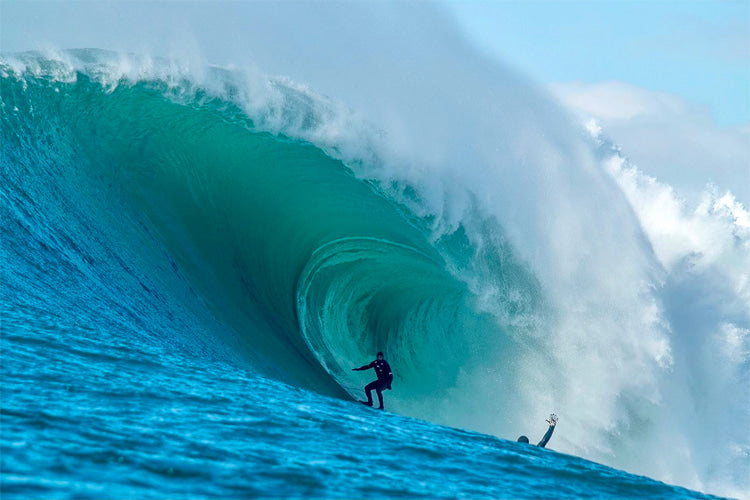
377, 406, 384, 410
360, 400, 373, 407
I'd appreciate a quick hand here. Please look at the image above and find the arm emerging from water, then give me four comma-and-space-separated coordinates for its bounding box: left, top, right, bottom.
537, 414, 558, 448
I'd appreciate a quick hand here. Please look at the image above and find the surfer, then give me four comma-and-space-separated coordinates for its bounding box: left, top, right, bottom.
517, 414, 558, 448
352, 352, 393, 410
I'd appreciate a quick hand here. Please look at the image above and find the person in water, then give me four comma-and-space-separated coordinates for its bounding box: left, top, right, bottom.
517, 413, 558, 448
352, 352, 393, 410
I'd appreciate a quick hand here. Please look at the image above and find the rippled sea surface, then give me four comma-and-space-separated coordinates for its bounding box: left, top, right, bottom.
1, 304, 721, 499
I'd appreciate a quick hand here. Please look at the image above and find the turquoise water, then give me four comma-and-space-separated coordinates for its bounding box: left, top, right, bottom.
0, 51, 735, 498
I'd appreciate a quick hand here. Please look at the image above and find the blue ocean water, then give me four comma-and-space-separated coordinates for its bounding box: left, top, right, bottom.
0, 50, 741, 499
0, 308, 723, 499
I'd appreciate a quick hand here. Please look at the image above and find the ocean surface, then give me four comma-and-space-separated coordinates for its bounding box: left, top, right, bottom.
1, 47, 747, 499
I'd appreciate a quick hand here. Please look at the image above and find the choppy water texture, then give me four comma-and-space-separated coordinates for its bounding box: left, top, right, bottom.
0, 51, 741, 499
1, 310, 720, 499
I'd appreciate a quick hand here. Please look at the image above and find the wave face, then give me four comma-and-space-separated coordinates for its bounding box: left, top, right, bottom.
1, 50, 541, 410
2, 47, 747, 498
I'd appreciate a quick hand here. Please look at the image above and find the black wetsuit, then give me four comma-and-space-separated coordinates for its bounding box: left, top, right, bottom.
537, 425, 555, 448
354, 359, 393, 409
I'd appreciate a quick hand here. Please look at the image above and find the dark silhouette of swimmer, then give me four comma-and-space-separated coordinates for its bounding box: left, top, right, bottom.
352, 352, 393, 410
517, 414, 558, 448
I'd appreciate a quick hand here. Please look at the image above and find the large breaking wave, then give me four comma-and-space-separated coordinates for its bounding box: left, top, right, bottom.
2, 43, 747, 498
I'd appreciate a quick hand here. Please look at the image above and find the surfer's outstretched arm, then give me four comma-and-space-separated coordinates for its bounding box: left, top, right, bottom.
352, 361, 375, 371
537, 414, 558, 448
